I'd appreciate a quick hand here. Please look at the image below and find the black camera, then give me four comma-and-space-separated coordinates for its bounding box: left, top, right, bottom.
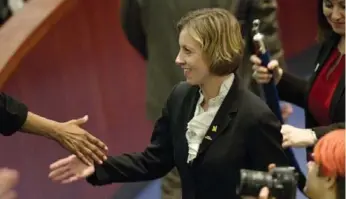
237, 167, 298, 199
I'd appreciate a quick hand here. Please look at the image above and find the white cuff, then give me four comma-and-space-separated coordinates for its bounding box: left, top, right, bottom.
308, 129, 318, 144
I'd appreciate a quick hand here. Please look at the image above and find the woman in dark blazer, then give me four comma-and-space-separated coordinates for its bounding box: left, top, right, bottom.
48, 8, 296, 199
251, 0, 344, 153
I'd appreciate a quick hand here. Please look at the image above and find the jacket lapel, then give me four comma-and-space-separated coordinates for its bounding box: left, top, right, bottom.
330, 69, 345, 120
177, 85, 199, 163
306, 34, 340, 96
305, 34, 344, 120
182, 86, 200, 126
196, 76, 240, 157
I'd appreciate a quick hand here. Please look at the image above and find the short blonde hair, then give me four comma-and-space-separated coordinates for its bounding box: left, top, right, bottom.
177, 8, 244, 76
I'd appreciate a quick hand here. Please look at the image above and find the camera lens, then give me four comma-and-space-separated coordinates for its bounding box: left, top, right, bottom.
237, 167, 298, 199
237, 169, 273, 197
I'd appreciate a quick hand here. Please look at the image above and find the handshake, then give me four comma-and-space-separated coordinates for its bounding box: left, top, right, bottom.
0, 113, 109, 199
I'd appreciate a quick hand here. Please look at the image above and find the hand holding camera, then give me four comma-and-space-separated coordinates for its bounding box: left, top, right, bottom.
239, 164, 298, 199
242, 187, 271, 199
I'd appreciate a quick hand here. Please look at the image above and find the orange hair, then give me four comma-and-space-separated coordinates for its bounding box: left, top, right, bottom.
313, 129, 345, 177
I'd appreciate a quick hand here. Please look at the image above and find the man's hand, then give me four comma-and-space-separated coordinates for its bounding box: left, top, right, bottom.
52, 115, 108, 165
0, 168, 19, 199
21, 112, 108, 166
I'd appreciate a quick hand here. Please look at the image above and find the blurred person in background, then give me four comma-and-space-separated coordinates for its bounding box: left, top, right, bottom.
48, 8, 292, 199
251, 0, 345, 158
120, 0, 289, 198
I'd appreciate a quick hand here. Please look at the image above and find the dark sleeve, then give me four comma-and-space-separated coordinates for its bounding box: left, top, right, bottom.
248, 108, 307, 191
276, 72, 309, 108
247, 110, 290, 170
86, 89, 176, 185
0, 92, 28, 136
312, 122, 345, 139
120, 0, 147, 59
0, 0, 12, 26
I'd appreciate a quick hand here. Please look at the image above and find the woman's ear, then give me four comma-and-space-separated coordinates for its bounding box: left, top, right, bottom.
323, 175, 337, 190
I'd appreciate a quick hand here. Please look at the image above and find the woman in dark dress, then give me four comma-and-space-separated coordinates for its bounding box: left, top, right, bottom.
251, 0, 345, 153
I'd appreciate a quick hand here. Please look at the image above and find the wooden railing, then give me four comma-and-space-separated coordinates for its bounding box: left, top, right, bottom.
0, 0, 78, 88
0, 0, 150, 198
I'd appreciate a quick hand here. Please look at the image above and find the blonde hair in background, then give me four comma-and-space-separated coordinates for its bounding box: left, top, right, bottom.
177, 8, 245, 76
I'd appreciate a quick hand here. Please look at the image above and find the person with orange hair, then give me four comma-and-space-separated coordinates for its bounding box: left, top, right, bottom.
250, 129, 345, 199
304, 128, 345, 199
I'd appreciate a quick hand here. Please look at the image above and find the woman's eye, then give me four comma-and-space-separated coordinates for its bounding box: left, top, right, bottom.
324, 0, 333, 8
183, 47, 191, 54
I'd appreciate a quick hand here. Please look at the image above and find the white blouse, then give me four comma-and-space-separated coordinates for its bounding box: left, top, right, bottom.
186, 74, 234, 163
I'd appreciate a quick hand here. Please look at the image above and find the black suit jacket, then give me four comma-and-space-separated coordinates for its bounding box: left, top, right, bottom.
86, 76, 290, 199
277, 33, 345, 139
0, 92, 28, 135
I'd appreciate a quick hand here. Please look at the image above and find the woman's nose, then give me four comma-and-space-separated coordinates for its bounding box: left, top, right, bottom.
175, 53, 184, 66
331, 6, 344, 21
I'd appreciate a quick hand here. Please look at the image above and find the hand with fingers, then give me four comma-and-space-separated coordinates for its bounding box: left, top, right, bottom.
281, 125, 317, 148
250, 55, 293, 123
0, 168, 19, 199
250, 55, 283, 85
49, 155, 95, 184
52, 115, 108, 165
242, 187, 271, 199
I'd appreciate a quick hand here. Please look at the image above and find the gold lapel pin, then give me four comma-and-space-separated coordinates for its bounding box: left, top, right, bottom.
212, 125, 218, 132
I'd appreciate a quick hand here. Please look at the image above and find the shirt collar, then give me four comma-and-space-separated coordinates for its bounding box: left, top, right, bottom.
197, 73, 235, 105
